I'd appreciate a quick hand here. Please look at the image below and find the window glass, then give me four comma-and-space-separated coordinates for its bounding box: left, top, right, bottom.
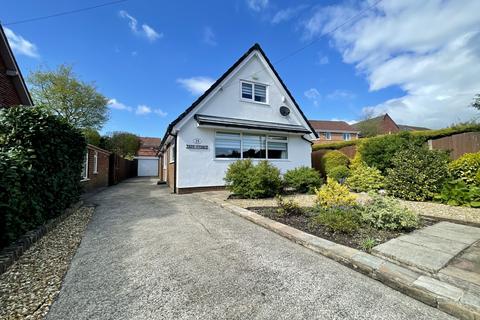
324, 132, 331, 140
267, 136, 287, 159
242, 134, 266, 158
81, 151, 88, 179
254, 84, 267, 103
93, 151, 98, 173
343, 133, 351, 141
241, 82, 253, 100
215, 132, 241, 158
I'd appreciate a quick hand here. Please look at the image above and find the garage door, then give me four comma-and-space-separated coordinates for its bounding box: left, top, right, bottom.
138, 159, 159, 176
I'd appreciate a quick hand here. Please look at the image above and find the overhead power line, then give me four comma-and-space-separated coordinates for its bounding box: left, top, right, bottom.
3, 0, 130, 26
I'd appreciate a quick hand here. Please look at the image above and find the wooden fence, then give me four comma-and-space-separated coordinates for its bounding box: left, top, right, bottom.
108, 154, 138, 185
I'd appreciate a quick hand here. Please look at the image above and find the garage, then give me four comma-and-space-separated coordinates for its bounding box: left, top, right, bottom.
137, 157, 159, 176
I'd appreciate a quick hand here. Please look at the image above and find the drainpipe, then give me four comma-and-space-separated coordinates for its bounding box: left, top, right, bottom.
173, 134, 178, 194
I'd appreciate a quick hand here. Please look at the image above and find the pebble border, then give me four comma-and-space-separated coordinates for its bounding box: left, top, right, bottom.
201, 195, 480, 320
0, 201, 83, 274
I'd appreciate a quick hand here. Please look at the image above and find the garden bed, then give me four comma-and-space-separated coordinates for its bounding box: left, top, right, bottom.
248, 206, 436, 251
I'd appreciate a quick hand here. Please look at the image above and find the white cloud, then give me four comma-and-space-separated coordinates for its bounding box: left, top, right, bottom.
272, 5, 308, 24
136, 105, 151, 115
246, 0, 268, 12
326, 89, 355, 100
4, 27, 39, 58
316, 53, 329, 65
331, 118, 356, 125
154, 109, 168, 117
119, 10, 163, 42
203, 26, 217, 46
302, 0, 480, 128
177, 77, 215, 95
304, 88, 321, 106
108, 98, 132, 111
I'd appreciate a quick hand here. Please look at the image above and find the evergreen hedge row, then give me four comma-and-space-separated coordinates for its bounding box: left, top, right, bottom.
0, 107, 86, 248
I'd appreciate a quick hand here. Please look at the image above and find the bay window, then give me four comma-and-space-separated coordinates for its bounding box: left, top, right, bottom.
215, 131, 287, 159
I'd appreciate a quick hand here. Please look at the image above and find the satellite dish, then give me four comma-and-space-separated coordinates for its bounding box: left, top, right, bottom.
279, 106, 290, 116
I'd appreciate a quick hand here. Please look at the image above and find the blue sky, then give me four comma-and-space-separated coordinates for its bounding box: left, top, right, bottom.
2, 0, 479, 137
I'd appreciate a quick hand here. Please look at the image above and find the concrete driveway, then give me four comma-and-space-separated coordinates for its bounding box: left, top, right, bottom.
47, 178, 453, 320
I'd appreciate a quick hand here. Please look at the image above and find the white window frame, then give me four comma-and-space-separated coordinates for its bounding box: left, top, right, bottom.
81, 151, 89, 181
324, 132, 332, 140
239, 80, 269, 105
169, 142, 175, 163
93, 151, 98, 174
343, 133, 351, 141
214, 131, 288, 160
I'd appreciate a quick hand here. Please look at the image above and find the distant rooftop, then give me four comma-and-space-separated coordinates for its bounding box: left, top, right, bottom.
308, 120, 359, 133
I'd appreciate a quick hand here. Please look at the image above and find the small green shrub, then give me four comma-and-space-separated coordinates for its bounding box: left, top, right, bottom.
283, 166, 322, 193
359, 132, 422, 173
361, 195, 420, 231
434, 179, 480, 207
385, 145, 450, 201
321, 150, 350, 175
224, 160, 282, 199
312, 207, 361, 233
360, 237, 377, 252
328, 165, 350, 182
275, 195, 304, 216
315, 177, 357, 208
346, 164, 385, 192
448, 152, 480, 186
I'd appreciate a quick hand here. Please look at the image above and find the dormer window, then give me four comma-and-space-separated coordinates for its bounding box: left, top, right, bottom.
241, 81, 268, 104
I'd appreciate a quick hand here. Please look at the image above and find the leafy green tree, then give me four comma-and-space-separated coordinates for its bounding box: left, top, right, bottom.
102, 132, 140, 159
82, 128, 101, 146
472, 94, 480, 111
28, 64, 108, 129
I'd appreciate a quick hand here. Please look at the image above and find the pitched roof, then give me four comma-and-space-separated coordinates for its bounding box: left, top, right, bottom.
159, 43, 317, 150
137, 136, 161, 157
0, 25, 33, 106
308, 120, 358, 132
351, 114, 387, 130
398, 124, 430, 131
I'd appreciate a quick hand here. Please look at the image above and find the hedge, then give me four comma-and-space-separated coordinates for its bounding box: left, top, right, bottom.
0, 107, 86, 248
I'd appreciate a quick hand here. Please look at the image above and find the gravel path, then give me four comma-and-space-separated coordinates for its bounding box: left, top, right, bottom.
222, 191, 480, 224
0, 206, 94, 320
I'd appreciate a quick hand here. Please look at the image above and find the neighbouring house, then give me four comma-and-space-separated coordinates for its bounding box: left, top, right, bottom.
81, 144, 111, 192
352, 113, 429, 137
0, 25, 33, 107
158, 43, 317, 193
135, 137, 161, 177
308, 120, 359, 144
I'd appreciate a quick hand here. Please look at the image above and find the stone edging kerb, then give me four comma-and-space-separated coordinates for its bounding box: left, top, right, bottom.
0, 201, 83, 274
200, 196, 480, 320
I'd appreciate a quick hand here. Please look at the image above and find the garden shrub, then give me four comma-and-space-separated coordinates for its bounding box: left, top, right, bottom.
361, 195, 420, 231
346, 164, 385, 192
434, 180, 480, 207
315, 177, 357, 208
283, 166, 322, 193
327, 165, 350, 182
312, 207, 361, 233
448, 152, 480, 186
385, 145, 450, 201
321, 150, 350, 176
275, 195, 304, 216
0, 107, 86, 248
224, 160, 282, 199
358, 131, 422, 173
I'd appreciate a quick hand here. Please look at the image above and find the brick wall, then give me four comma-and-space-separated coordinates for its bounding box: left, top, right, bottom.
314, 132, 358, 144
380, 115, 400, 135
81, 145, 110, 192
0, 57, 22, 107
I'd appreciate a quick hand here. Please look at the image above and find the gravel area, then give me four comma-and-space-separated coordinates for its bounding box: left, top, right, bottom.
0, 206, 94, 320
222, 191, 480, 224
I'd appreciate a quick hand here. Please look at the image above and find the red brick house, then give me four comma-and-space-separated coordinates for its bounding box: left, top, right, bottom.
309, 120, 359, 144
81, 144, 111, 192
0, 25, 33, 107
352, 113, 429, 137
135, 137, 161, 177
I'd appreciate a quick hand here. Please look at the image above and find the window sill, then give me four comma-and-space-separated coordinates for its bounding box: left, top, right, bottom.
239, 98, 270, 106
93, 172, 98, 175
80, 178, 90, 182
214, 158, 289, 162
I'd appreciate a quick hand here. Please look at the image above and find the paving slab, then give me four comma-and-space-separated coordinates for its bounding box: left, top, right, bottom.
418, 223, 480, 244
373, 238, 454, 273
396, 232, 470, 255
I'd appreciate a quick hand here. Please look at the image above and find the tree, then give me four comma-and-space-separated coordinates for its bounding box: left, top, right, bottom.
102, 132, 140, 159
28, 64, 109, 130
472, 94, 480, 111
356, 108, 379, 137
82, 128, 101, 146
